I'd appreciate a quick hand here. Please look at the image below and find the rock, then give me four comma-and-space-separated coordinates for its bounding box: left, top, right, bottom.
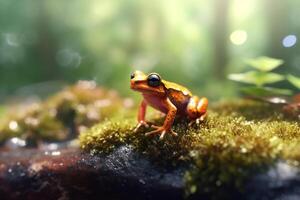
0, 145, 185, 200
245, 161, 300, 200
1, 146, 300, 200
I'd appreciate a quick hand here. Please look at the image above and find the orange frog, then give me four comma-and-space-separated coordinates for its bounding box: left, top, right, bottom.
130, 71, 208, 139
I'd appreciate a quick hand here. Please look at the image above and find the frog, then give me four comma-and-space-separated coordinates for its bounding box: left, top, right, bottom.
130, 70, 208, 140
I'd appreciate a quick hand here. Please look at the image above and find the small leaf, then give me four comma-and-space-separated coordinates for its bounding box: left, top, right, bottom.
287, 74, 300, 89
245, 57, 284, 72
241, 86, 293, 96
228, 71, 285, 86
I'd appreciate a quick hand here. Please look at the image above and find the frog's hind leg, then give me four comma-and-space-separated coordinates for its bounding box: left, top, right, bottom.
197, 97, 208, 121
187, 96, 208, 126
187, 96, 199, 120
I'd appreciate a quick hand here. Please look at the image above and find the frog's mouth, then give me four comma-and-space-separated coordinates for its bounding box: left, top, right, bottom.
130, 83, 147, 92
130, 80, 145, 91
131, 82, 166, 96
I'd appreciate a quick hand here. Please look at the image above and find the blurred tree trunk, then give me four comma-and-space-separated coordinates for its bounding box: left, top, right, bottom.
213, 0, 230, 80
264, 0, 288, 58
36, 1, 60, 80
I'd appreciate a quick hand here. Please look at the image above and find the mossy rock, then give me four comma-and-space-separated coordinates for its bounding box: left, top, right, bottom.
80, 100, 300, 198
0, 81, 132, 144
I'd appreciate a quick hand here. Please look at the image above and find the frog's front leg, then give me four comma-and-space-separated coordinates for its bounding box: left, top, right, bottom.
145, 98, 178, 140
134, 99, 150, 132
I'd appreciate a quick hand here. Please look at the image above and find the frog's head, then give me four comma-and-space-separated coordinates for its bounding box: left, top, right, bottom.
130, 71, 165, 95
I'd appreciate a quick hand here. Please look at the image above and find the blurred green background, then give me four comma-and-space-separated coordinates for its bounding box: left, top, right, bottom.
0, 0, 299, 101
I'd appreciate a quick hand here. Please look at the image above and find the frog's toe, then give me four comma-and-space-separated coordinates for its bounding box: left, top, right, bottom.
145, 127, 177, 140
159, 129, 177, 139
170, 129, 178, 136
194, 115, 206, 125
134, 124, 142, 132
150, 124, 160, 129
188, 115, 206, 127
144, 127, 163, 136
188, 120, 195, 127
134, 121, 150, 132
199, 113, 207, 121
159, 130, 167, 140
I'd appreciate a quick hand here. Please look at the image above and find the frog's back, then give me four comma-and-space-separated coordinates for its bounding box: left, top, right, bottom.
162, 80, 192, 96
162, 80, 192, 115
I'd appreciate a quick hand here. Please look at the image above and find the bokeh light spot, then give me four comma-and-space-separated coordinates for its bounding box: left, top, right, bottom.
230, 30, 248, 45
9, 121, 19, 131
282, 35, 297, 48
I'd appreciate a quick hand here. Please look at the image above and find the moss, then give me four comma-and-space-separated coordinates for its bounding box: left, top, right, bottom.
79, 99, 300, 198
211, 99, 284, 120
80, 117, 194, 164
0, 81, 130, 144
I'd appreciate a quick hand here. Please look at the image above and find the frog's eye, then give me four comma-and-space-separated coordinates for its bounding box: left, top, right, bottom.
130, 73, 135, 79
147, 73, 161, 87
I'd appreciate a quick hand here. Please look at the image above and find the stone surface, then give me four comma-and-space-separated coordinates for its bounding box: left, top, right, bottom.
245, 161, 300, 200
0, 145, 300, 200
0, 145, 185, 200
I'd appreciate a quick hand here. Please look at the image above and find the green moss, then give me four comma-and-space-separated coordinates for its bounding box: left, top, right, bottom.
0, 81, 129, 143
79, 99, 300, 198
211, 99, 284, 120
80, 117, 194, 164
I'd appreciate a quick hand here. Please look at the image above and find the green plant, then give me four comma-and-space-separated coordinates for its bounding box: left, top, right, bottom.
228, 57, 292, 96
287, 74, 300, 90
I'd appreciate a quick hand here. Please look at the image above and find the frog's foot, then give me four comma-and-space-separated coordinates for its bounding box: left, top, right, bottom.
188, 113, 207, 127
199, 113, 207, 121
145, 126, 178, 140
134, 121, 150, 132
188, 120, 196, 127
